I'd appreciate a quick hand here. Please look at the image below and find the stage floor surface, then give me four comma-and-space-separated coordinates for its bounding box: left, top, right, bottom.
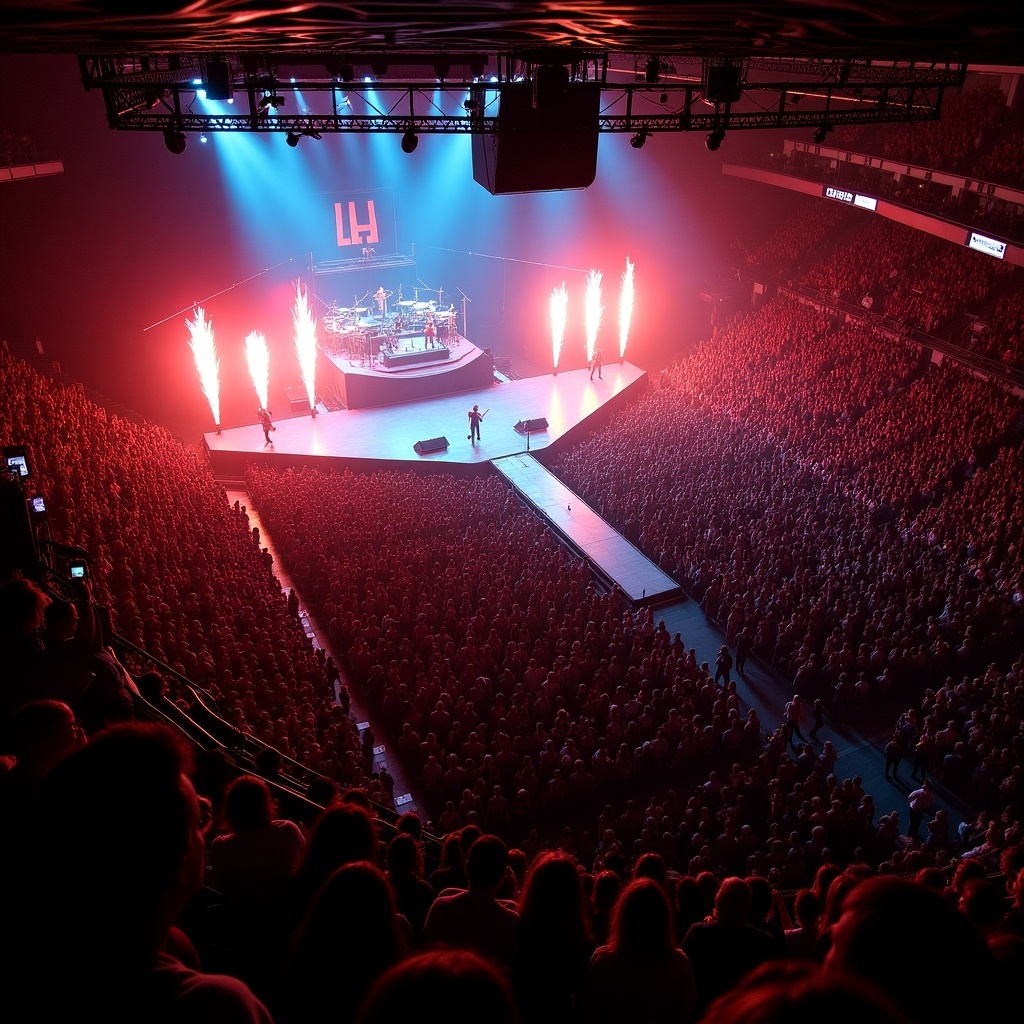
204, 362, 645, 467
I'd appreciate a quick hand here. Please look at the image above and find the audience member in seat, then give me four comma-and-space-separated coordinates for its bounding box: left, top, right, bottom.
422, 833, 520, 972
284, 800, 380, 928
581, 876, 697, 1024
206, 773, 305, 907
681, 875, 778, 1015
0, 698, 85, 822
356, 948, 519, 1024
700, 959, 911, 1024
0, 577, 51, 737
385, 831, 436, 943
272, 860, 409, 1024
6, 721, 273, 1022
824, 875, 996, 1023
511, 850, 595, 1023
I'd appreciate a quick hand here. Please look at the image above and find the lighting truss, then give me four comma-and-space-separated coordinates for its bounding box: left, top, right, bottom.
77, 53, 965, 138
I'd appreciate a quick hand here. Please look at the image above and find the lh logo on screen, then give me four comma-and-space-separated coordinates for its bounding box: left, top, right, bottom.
335, 200, 379, 246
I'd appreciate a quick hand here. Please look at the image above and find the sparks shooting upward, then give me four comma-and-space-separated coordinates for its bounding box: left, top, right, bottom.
550, 281, 568, 372
292, 281, 318, 414
186, 306, 221, 429
618, 256, 635, 361
584, 269, 603, 364
245, 331, 270, 412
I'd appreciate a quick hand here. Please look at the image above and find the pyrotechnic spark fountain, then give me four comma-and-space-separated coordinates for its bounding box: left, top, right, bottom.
186, 306, 221, 429
245, 331, 270, 412
550, 282, 568, 372
292, 282, 318, 415
584, 269, 603, 364
618, 256, 635, 361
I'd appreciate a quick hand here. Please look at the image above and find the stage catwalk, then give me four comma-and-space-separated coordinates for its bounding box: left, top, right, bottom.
492, 454, 683, 604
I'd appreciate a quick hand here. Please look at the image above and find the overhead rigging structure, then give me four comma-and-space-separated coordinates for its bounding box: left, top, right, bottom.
77, 51, 966, 139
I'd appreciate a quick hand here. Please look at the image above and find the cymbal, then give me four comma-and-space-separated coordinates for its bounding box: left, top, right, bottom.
397, 300, 416, 307
352, 307, 368, 313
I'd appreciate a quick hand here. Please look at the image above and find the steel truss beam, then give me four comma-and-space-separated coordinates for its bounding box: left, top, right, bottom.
78, 53, 962, 137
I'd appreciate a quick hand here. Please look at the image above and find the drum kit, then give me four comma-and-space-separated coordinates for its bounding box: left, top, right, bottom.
321, 287, 460, 360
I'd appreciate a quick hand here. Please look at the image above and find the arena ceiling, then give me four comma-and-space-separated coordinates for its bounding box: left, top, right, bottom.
0, 2, 1021, 66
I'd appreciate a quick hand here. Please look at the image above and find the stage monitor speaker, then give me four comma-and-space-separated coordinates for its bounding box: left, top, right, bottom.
514, 417, 549, 434
414, 436, 449, 455
472, 81, 601, 194
284, 386, 310, 412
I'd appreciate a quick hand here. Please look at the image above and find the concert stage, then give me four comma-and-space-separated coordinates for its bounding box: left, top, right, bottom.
320, 333, 493, 409
203, 361, 647, 477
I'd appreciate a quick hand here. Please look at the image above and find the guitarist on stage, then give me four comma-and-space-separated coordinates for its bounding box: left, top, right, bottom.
467, 404, 488, 444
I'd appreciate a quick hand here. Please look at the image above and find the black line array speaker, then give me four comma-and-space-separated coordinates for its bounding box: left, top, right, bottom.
514, 417, 549, 434
472, 78, 601, 194
414, 436, 449, 455
204, 58, 234, 101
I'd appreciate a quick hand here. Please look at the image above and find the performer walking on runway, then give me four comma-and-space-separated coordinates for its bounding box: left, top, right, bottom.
257, 408, 276, 445
424, 315, 437, 348
468, 404, 488, 444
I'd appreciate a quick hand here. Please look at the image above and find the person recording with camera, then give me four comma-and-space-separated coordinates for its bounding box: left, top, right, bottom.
1, 562, 136, 746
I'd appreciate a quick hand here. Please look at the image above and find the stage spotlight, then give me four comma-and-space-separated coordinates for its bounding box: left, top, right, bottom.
287, 129, 322, 146
258, 93, 284, 111
705, 127, 725, 152
463, 98, 480, 112
630, 130, 650, 149
401, 130, 418, 153
659, 91, 668, 104
199, 132, 208, 144
163, 127, 187, 154
812, 123, 834, 144
433, 60, 450, 81
325, 58, 355, 82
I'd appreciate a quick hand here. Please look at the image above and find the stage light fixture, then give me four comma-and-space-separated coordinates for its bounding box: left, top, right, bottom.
163, 127, 187, 154
326, 58, 354, 82
199, 132, 208, 144
630, 130, 650, 149
401, 130, 418, 153
433, 60, 450, 81
258, 93, 284, 111
463, 97, 479, 112
645, 57, 660, 84
659, 92, 668, 104
812, 122, 834, 144
286, 129, 322, 147
705, 127, 725, 151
